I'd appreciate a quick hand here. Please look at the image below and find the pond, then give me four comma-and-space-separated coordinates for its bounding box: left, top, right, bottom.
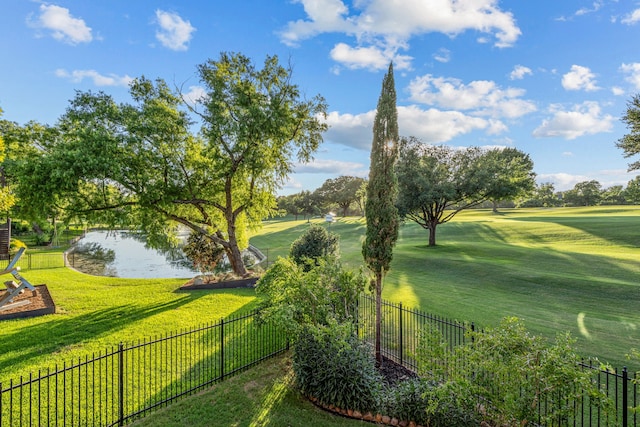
70, 230, 198, 279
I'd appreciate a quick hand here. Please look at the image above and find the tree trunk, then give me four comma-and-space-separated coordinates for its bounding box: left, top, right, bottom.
492, 200, 499, 213
428, 221, 437, 246
225, 214, 248, 277
375, 271, 383, 364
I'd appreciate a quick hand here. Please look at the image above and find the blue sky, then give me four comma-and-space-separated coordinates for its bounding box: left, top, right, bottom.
2, 1, 640, 195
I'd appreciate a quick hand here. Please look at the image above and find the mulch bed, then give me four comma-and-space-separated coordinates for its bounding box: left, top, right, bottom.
179, 276, 258, 290
378, 356, 418, 387
0, 285, 56, 321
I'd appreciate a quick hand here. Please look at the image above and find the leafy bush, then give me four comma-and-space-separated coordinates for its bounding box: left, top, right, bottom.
255, 256, 366, 336
289, 224, 339, 269
417, 317, 613, 426
293, 321, 383, 413
182, 232, 225, 275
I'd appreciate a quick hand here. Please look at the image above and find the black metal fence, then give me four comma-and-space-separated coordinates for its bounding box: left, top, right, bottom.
357, 295, 639, 426
0, 310, 288, 426
1, 252, 65, 271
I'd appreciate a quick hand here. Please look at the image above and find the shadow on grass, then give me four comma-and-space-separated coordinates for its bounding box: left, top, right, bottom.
0, 293, 208, 373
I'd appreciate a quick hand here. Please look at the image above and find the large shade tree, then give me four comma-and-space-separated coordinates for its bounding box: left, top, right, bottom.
396, 138, 535, 246
20, 52, 328, 276
314, 175, 366, 216
362, 63, 399, 363
617, 94, 640, 171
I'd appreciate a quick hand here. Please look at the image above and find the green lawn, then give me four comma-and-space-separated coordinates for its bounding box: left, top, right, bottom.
0, 267, 258, 384
131, 354, 364, 427
251, 207, 640, 370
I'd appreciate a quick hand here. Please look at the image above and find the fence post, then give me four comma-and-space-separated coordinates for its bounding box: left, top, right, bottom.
118, 343, 124, 427
623, 366, 628, 427
398, 303, 403, 366
220, 318, 225, 381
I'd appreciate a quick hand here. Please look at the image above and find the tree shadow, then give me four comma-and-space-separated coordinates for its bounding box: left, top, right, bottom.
0, 292, 208, 373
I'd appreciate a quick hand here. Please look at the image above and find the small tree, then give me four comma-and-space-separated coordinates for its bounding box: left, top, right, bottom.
289, 224, 339, 269
362, 63, 400, 363
182, 232, 225, 277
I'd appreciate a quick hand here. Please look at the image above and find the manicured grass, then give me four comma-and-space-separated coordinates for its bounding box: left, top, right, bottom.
252, 207, 640, 370
0, 267, 258, 384
131, 354, 363, 427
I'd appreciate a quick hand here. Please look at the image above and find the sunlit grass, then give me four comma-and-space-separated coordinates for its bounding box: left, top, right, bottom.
0, 267, 257, 383
252, 207, 640, 369
131, 354, 363, 427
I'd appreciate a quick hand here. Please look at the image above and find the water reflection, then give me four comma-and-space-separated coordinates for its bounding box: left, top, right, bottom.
71, 230, 198, 279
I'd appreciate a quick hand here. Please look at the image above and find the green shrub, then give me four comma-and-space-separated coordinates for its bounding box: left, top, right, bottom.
293, 321, 382, 413
255, 257, 366, 337
289, 224, 339, 269
417, 317, 614, 426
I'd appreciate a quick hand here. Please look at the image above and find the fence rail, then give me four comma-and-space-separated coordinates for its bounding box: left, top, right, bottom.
2, 252, 65, 271
1, 310, 288, 426
358, 294, 639, 426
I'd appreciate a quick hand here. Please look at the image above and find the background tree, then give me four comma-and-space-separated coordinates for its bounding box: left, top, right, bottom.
479, 147, 536, 213
396, 139, 535, 246
20, 53, 328, 276
354, 179, 367, 216
362, 63, 400, 363
600, 185, 626, 205
0, 109, 17, 214
617, 94, 640, 171
295, 190, 320, 221
624, 176, 640, 204
562, 180, 602, 206
289, 223, 339, 269
313, 176, 366, 217
517, 182, 561, 208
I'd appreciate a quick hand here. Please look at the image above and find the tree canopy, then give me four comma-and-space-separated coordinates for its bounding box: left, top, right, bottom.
396, 138, 535, 246
617, 94, 640, 171
18, 52, 328, 276
314, 175, 366, 217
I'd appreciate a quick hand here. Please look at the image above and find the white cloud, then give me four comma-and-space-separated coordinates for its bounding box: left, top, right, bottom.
155, 10, 195, 51
622, 8, 640, 25
509, 65, 532, 80
280, 0, 521, 70
575, 1, 604, 16
181, 85, 208, 105
612, 86, 626, 96
562, 65, 600, 91
323, 110, 375, 150
323, 105, 503, 150
398, 105, 495, 143
620, 62, 640, 90
408, 74, 537, 119
294, 158, 366, 175
29, 4, 92, 45
433, 48, 451, 63
329, 43, 412, 71
55, 69, 133, 87
537, 173, 590, 191
532, 101, 614, 140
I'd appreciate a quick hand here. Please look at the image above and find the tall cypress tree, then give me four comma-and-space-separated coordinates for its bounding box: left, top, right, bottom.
362, 63, 399, 363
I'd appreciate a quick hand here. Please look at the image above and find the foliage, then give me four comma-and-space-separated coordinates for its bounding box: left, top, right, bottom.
289, 224, 339, 269
182, 231, 225, 275
362, 63, 400, 362
563, 180, 602, 206
15, 52, 327, 276
396, 138, 535, 245
617, 93, 640, 171
313, 176, 366, 216
255, 256, 366, 337
417, 317, 613, 426
0, 108, 17, 213
292, 321, 383, 413
625, 176, 640, 204
518, 182, 562, 207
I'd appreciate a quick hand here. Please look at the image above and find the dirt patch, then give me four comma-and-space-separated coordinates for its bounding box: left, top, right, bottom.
0, 285, 56, 321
